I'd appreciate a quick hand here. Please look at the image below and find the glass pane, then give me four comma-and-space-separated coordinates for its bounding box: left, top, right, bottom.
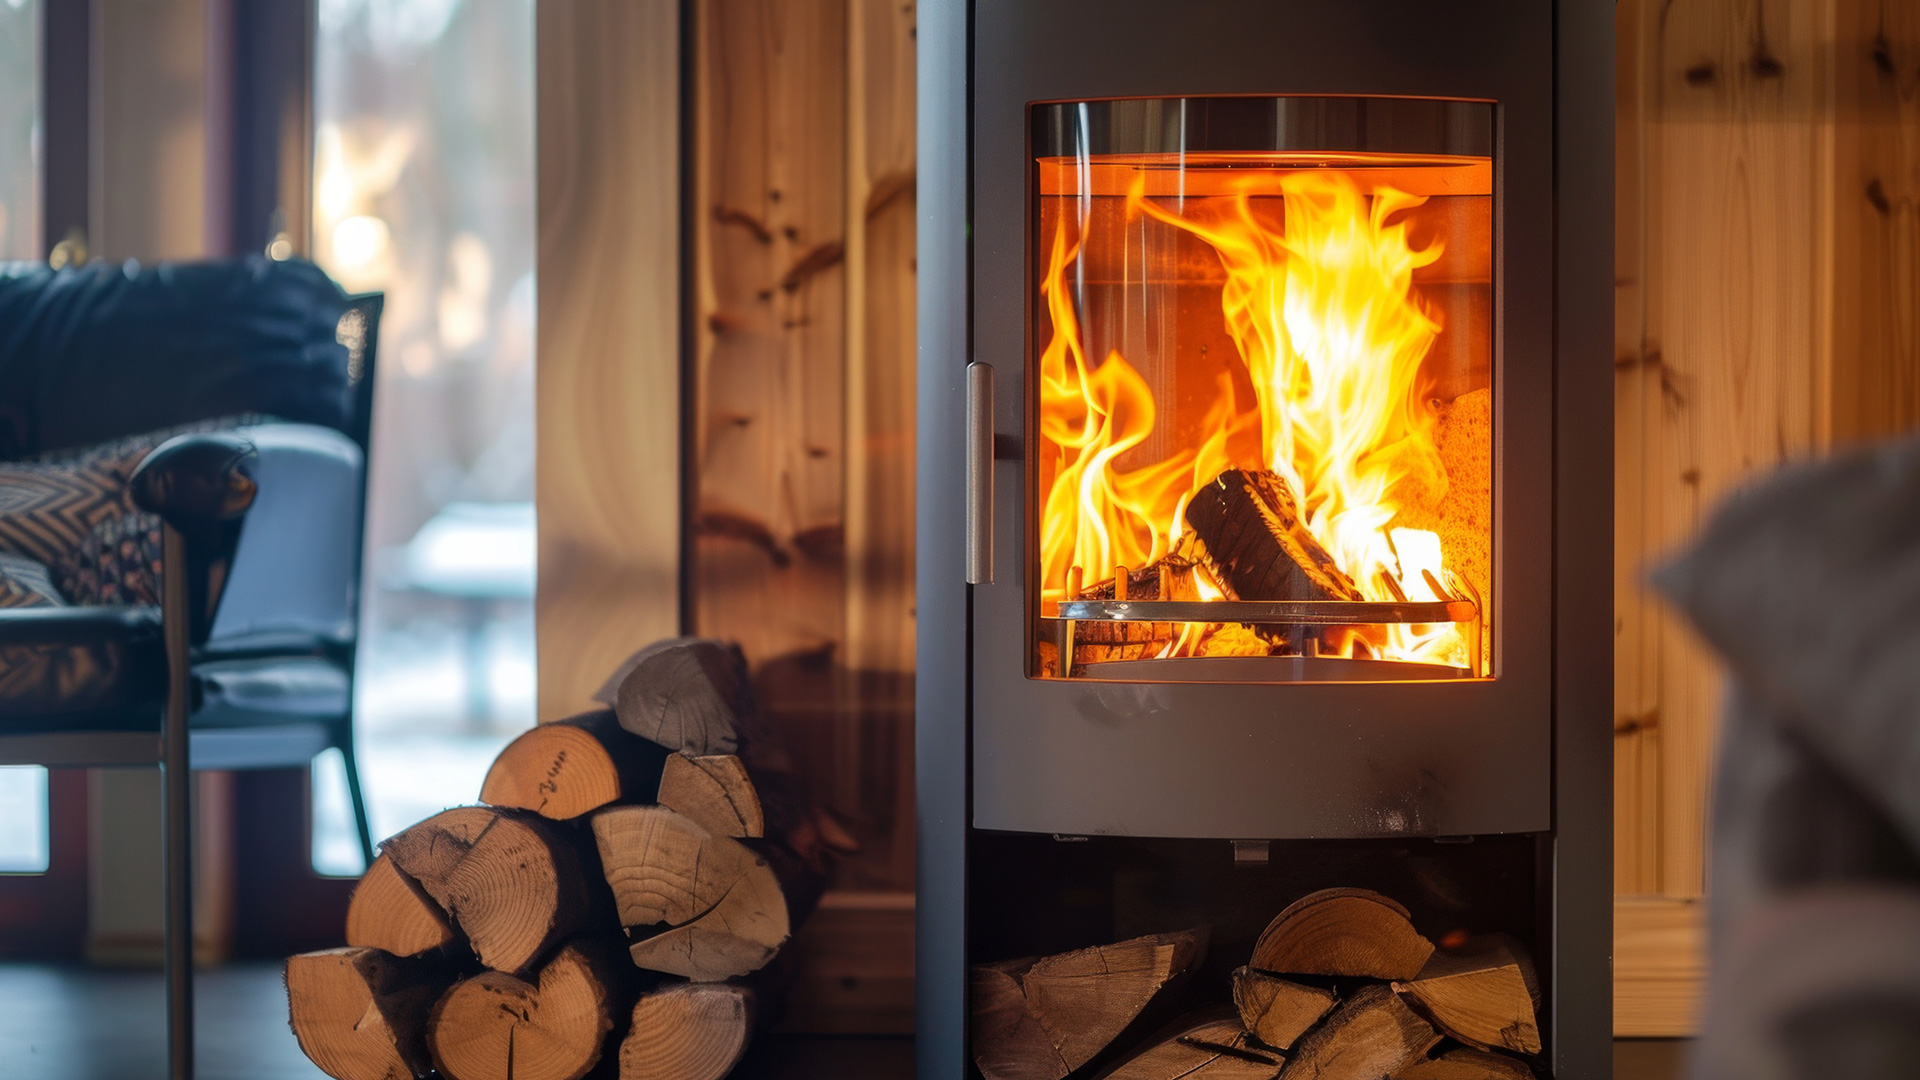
0, 767, 50, 874
314, 0, 537, 873
1032, 98, 1493, 683
0, 0, 40, 259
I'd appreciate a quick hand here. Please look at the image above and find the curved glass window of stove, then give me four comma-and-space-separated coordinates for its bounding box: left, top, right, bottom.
1030, 97, 1494, 685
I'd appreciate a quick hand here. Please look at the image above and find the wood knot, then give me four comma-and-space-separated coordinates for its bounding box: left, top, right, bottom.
1867, 178, 1892, 216
1749, 47, 1784, 79
1684, 62, 1717, 87
1872, 32, 1895, 77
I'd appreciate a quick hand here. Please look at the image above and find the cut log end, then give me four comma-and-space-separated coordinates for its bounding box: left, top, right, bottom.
610, 638, 752, 757
971, 929, 1207, 1080
427, 940, 628, 1080
346, 854, 457, 959
1278, 984, 1441, 1080
1251, 887, 1436, 981
286, 947, 450, 1080
382, 807, 595, 978
480, 721, 621, 820
1393, 937, 1541, 1055
592, 804, 790, 981
1230, 966, 1336, 1051
658, 753, 766, 838
620, 983, 756, 1080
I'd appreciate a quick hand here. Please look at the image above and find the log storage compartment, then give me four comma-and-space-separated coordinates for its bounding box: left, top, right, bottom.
1029, 98, 1495, 685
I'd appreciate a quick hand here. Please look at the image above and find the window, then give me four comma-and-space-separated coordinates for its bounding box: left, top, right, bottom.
311, 0, 536, 874
0, 0, 47, 875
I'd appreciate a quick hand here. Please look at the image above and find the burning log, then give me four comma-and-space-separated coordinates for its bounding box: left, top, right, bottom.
591, 804, 807, 981
1392, 937, 1541, 1054
1392, 1047, 1536, 1080
1090, 1007, 1281, 1080
285, 946, 456, 1080
380, 807, 601, 978
426, 937, 635, 1080
1230, 965, 1336, 1050
479, 707, 672, 821
620, 983, 757, 1080
970, 928, 1207, 1080
1277, 984, 1441, 1080
1250, 888, 1436, 981
345, 853, 459, 959
1183, 469, 1364, 605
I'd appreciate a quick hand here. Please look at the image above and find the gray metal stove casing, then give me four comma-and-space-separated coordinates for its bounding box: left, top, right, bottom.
918, 0, 1613, 1075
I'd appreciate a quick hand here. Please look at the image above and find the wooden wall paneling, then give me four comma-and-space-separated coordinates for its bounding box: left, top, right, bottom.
842, 0, 918, 891
694, 0, 850, 669
1614, 896, 1708, 1037
535, 0, 683, 720
1614, 0, 1666, 898
1828, 0, 1920, 444
1647, 0, 1830, 903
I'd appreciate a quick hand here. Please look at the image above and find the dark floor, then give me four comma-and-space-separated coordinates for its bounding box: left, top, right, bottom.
0, 963, 1682, 1080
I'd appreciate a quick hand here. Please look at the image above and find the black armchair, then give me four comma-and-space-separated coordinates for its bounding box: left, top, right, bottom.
0, 257, 382, 1080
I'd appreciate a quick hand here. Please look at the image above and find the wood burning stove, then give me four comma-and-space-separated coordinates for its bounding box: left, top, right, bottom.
920, 2, 1612, 1077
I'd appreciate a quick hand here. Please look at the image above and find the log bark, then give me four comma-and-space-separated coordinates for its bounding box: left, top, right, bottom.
1391, 1047, 1535, 1080
1230, 966, 1336, 1051
1250, 888, 1436, 981
619, 983, 756, 1080
591, 804, 791, 981
346, 854, 458, 959
1091, 1006, 1283, 1080
1183, 469, 1363, 603
602, 638, 755, 756
1392, 937, 1541, 1055
427, 937, 636, 1080
1277, 985, 1441, 1080
286, 946, 454, 1080
380, 807, 598, 977
480, 708, 672, 820
656, 753, 765, 838
970, 928, 1207, 1080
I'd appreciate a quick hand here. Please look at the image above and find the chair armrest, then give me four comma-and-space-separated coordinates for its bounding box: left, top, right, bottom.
128, 433, 259, 647
129, 433, 259, 535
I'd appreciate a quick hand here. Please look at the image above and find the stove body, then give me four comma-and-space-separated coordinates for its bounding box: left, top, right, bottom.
918, 2, 1613, 1076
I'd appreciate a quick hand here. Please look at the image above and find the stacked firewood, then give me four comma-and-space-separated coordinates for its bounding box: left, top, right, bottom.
285, 638, 855, 1080
972, 888, 1541, 1080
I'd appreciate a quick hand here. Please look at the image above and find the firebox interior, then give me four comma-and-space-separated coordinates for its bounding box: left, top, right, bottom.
1029, 98, 1495, 684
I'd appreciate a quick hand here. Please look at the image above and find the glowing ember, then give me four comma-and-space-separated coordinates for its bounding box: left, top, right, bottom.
1039, 168, 1474, 669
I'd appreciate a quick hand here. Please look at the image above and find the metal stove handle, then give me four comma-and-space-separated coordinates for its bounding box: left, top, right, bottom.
966, 361, 993, 584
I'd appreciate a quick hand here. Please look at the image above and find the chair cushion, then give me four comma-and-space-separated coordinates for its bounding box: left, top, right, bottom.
0, 553, 63, 608
0, 606, 165, 730
191, 655, 350, 728
0, 416, 261, 606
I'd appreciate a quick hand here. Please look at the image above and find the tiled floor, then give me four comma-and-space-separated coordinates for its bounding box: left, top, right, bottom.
0, 962, 1682, 1080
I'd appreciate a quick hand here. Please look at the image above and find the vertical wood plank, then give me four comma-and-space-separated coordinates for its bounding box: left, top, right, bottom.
535, 0, 682, 720
1828, 0, 1920, 443
841, 0, 918, 890
1649, 0, 1830, 900
1614, 0, 1665, 897
694, 0, 850, 667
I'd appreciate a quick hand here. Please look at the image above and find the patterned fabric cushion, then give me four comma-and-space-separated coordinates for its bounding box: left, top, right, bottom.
0, 552, 64, 607
0, 416, 263, 606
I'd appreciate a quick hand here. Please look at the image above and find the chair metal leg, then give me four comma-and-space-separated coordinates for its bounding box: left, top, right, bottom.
161, 526, 195, 1080
337, 717, 377, 869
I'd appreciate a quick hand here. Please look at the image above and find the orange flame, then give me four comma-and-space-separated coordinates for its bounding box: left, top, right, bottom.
1039, 167, 1471, 667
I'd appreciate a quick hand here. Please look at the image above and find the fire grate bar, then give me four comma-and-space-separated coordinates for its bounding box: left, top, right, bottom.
1050, 598, 1478, 626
